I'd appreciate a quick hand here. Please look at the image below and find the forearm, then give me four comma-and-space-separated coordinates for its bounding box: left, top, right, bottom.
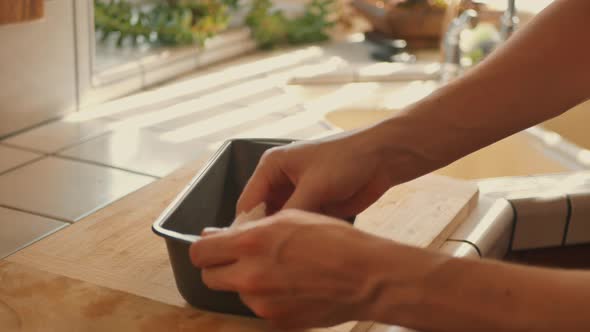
369, 244, 590, 331
364, 0, 590, 183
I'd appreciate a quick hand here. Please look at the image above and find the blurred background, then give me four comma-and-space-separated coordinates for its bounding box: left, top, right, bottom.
1, 0, 561, 138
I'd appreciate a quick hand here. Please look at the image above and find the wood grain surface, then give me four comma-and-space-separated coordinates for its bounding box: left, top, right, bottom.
0, 0, 43, 25
0, 261, 268, 332
3, 155, 477, 331
355, 175, 478, 249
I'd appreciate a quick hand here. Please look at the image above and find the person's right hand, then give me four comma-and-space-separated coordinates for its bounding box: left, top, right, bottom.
237, 130, 403, 218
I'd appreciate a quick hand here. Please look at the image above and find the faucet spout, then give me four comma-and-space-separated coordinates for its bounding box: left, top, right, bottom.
500, 0, 518, 41
443, 9, 479, 66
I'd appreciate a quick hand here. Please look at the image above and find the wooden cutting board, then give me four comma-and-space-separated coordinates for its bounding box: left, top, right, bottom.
355, 175, 478, 248
0, 260, 268, 332
2, 156, 478, 332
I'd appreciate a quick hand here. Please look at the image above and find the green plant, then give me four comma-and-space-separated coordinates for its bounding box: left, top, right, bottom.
246, 0, 336, 49
245, 0, 289, 48
287, 0, 335, 45
94, 0, 232, 46
94, 0, 336, 49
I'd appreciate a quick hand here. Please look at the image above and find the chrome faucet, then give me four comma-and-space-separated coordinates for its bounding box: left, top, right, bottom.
443, 9, 479, 67
500, 0, 519, 41
443, 0, 519, 70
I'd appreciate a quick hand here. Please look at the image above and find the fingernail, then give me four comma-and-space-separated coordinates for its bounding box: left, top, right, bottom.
201, 227, 226, 236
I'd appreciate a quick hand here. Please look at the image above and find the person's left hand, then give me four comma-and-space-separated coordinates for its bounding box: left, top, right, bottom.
189, 209, 396, 330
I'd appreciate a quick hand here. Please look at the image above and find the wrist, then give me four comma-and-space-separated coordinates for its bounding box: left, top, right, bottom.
363, 111, 441, 187
361, 241, 455, 326
358, 240, 427, 322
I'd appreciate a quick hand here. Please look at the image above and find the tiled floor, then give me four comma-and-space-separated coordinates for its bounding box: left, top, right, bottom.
0, 40, 444, 258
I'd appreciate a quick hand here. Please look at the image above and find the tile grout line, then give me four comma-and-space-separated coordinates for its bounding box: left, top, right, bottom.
71, 183, 160, 223
54, 154, 161, 179
0, 155, 47, 177
0, 117, 61, 141
5, 125, 115, 158
50, 127, 117, 155
0, 204, 73, 224
0, 141, 51, 155
2, 222, 69, 260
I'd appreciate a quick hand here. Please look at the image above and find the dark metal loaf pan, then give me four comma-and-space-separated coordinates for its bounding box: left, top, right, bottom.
153, 138, 356, 316
152, 139, 293, 316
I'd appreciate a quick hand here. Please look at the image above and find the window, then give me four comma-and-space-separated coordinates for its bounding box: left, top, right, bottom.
76, 0, 256, 107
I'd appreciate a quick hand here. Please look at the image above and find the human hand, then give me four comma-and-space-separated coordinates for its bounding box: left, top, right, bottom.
189, 209, 399, 329
237, 131, 396, 219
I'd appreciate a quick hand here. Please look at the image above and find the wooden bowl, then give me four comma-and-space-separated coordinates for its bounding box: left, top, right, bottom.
352, 0, 446, 48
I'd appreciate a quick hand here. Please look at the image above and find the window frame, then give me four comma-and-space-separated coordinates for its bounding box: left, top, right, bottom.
74, 0, 256, 108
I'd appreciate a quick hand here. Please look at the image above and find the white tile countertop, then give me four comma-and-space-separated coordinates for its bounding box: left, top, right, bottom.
0, 207, 66, 259
0, 144, 41, 174
0, 157, 155, 223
